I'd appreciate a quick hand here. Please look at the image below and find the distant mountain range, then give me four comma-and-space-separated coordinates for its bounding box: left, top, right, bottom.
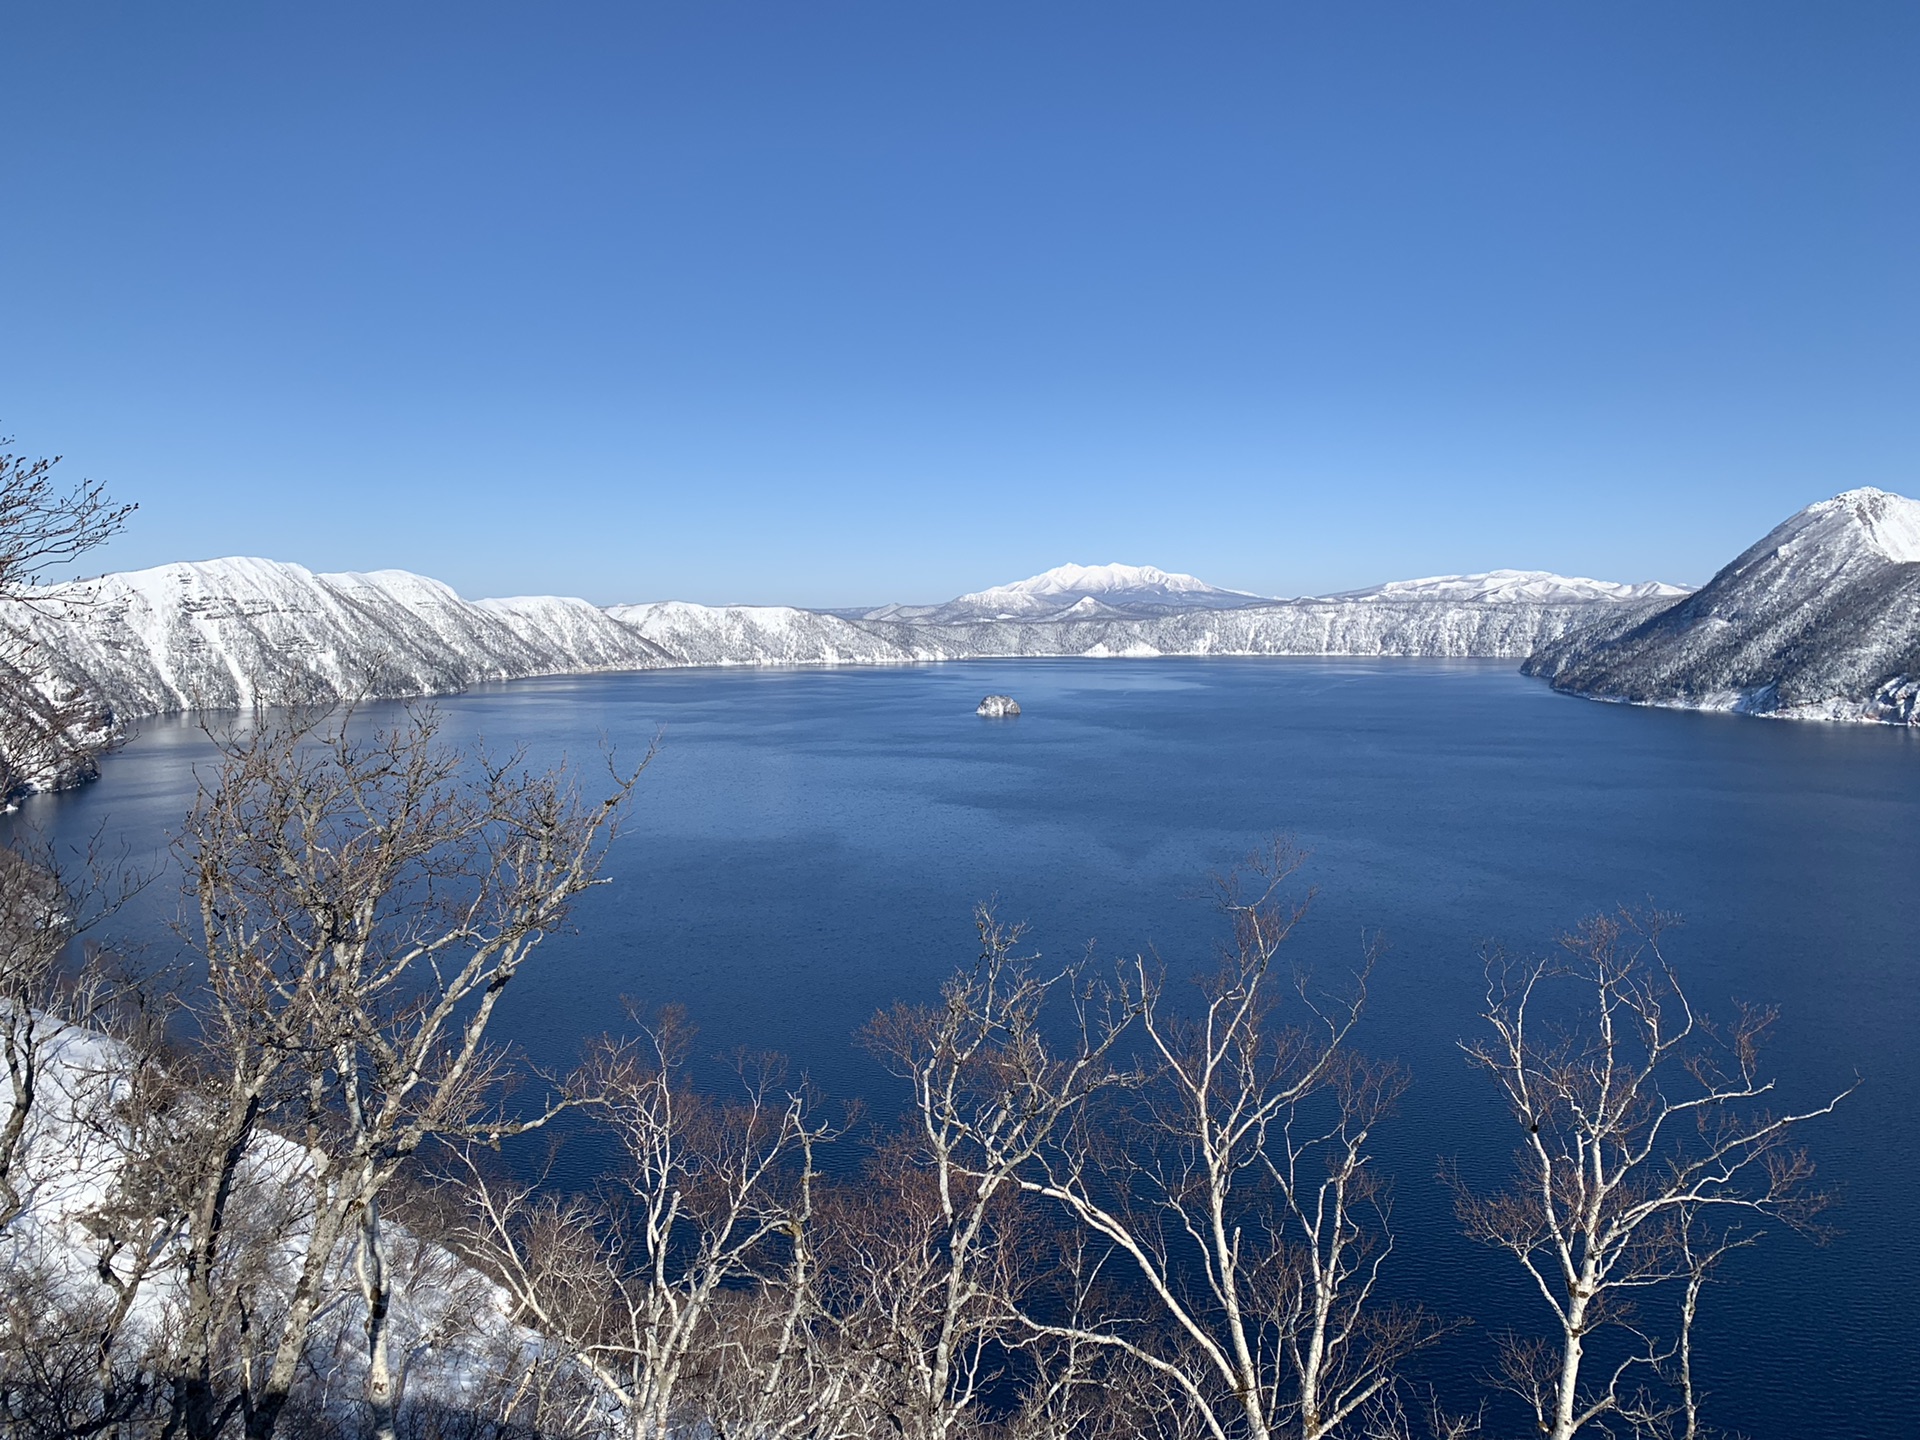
847, 561, 1692, 622
853, 562, 1270, 623
1326, 570, 1691, 606
4, 489, 1914, 790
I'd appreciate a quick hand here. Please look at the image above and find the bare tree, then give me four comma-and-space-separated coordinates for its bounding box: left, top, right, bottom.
1020, 849, 1429, 1440
0, 431, 137, 1274
0, 977, 180, 1439
0, 846, 80, 1236
0, 1255, 169, 1438
0, 858, 170, 1436
444, 1006, 830, 1440
0, 440, 142, 1413
0, 437, 156, 1433
857, 907, 1138, 1440
0, 437, 134, 799
0, 841, 149, 1214
1448, 911, 1851, 1440
167, 702, 642, 1440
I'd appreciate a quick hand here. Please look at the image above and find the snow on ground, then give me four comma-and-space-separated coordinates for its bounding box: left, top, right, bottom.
0, 1013, 549, 1422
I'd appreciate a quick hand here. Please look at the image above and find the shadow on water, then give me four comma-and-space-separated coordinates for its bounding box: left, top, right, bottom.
8, 658, 1916, 1438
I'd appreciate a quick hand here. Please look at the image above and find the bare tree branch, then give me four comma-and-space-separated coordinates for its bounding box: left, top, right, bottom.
1448, 910, 1851, 1440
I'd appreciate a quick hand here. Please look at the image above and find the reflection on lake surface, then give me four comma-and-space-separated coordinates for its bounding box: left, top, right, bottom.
10, 658, 1916, 1438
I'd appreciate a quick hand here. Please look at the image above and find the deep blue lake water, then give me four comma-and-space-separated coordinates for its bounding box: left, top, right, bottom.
10, 659, 1916, 1437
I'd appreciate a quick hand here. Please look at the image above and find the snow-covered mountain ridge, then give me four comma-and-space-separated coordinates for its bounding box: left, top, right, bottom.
1328, 569, 1689, 605
6, 558, 673, 719
1523, 488, 1920, 724
855, 559, 1690, 624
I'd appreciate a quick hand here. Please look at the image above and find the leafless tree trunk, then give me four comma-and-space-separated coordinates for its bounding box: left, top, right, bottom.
444, 1006, 829, 1440
0, 999, 176, 1438
167, 702, 642, 1440
858, 906, 1137, 1439
0, 847, 78, 1235
0, 831, 150, 1233
0, 437, 134, 800
1020, 848, 1427, 1440
0, 439, 138, 1348
0, 845, 170, 1436
1448, 910, 1851, 1440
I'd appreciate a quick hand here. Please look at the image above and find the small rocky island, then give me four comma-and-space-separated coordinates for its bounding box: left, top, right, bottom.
977, 694, 1021, 717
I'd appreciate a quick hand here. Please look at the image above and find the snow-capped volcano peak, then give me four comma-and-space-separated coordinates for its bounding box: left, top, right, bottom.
1780, 487, 1920, 565
961, 562, 1235, 602
946, 562, 1265, 617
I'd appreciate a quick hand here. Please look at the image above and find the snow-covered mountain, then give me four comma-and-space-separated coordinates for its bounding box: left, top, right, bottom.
848, 600, 1652, 664
606, 600, 948, 667
1523, 488, 1920, 723
862, 562, 1269, 623
4, 558, 673, 718
1329, 569, 1690, 605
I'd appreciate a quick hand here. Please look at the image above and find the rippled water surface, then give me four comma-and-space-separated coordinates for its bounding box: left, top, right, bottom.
12, 659, 1917, 1437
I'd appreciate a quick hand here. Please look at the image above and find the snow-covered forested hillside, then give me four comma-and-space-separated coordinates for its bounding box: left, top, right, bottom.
6, 559, 672, 719
613, 593, 1655, 668
1523, 488, 1920, 723
857, 598, 1657, 663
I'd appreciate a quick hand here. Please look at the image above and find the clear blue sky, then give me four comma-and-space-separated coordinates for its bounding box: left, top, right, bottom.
3, 3, 1916, 606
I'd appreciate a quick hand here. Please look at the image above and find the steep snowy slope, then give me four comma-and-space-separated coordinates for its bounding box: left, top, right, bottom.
1, 1018, 550, 1424
616, 598, 1672, 667
855, 598, 1663, 662
1331, 570, 1689, 605
606, 601, 943, 666
1523, 488, 1920, 723
6, 558, 671, 718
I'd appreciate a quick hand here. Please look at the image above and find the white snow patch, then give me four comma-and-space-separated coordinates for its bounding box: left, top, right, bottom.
1796, 487, 1920, 564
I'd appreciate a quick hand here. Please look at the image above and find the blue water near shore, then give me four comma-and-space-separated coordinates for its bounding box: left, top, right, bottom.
11, 658, 1917, 1437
